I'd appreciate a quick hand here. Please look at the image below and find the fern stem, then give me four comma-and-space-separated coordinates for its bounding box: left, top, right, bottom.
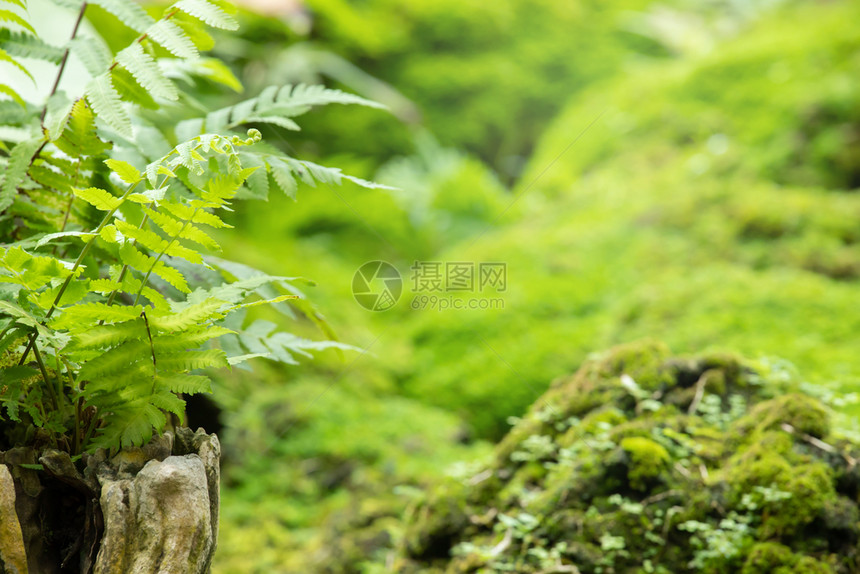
132, 216, 193, 307
81, 409, 98, 451
40, 1, 89, 124
108, 8, 180, 73
32, 341, 59, 412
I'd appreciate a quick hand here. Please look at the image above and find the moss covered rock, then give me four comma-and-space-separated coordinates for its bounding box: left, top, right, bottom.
376, 342, 860, 573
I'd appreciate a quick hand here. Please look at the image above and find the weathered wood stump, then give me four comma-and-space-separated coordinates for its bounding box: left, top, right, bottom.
0, 428, 220, 574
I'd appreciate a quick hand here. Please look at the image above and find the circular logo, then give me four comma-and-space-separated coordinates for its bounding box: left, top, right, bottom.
352, 261, 402, 311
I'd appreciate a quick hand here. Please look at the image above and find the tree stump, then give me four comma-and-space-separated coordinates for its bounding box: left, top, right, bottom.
0, 428, 220, 574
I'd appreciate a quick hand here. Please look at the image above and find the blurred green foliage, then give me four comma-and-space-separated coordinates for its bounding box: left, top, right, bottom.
201, 0, 860, 571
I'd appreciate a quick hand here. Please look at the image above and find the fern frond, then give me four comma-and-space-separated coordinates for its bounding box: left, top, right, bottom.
73, 186, 121, 211
223, 319, 358, 366
0, 47, 33, 81
77, 338, 149, 381
52, 302, 144, 329
89, 0, 155, 34
147, 297, 225, 332
0, 138, 42, 211
115, 42, 179, 101
110, 66, 159, 109
114, 219, 203, 264
147, 390, 184, 416
155, 372, 211, 394
104, 158, 142, 184
144, 207, 220, 250
0, 9, 36, 35
69, 36, 112, 76
146, 19, 197, 59
90, 400, 163, 449
118, 242, 190, 293
52, 99, 113, 158
151, 325, 232, 351
0, 83, 24, 107
0, 0, 27, 10
173, 0, 237, 31
156, 348, 228, 371
0, 29, 63, 64
86, 73, 132, 137
29, 164, 74, 194
266, 157, 297, 198
69, 318, 145, 349
179, 84, 385, 137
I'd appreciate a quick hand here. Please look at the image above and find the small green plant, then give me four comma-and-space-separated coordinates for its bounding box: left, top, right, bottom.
0, 0, 384, 452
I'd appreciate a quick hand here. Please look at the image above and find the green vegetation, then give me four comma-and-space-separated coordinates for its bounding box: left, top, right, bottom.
3, 0, 859, 571
210, 0, 860, 570
323, 342, 860, 573
0, 0, 379, 454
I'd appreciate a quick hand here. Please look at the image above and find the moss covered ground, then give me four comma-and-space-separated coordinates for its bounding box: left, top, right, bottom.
210, 0, 860, 570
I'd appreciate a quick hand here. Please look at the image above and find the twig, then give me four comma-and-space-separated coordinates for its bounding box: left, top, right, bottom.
687, 372, 709, 415
40, 1, 89, 124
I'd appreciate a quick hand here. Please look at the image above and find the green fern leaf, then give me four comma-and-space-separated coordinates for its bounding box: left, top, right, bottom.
157, 348, 228, 371
144, 208, 220, 251
70, 318, 145, 349
29, 163, 74, 194
146, 19, 198, 59
0, 138, 42, 211
0, 9, 36, 35
91, 401, 164, 449
77, 339, 149, 381
104, 158, 142, 184
244, 115, 300, 131
147, 390, 185, 417
52, 302, 144, 329
173, 0, 237, 30
0, 47, 33, 81
266, 157, 297, 198
54, 99, 113, 157
110, 66, 159, 109
89, 0, 155, 34
160, 202, 231, 228
0, 0, 27, 10
115, 42, 178, 101
0, 29, 63, 64
147, 297, 225, 332
69, 36, 111, 76
117, 272, 170, 310
45, 0, 83, 10
151, 326, 233, 351
155, 372, 211, 394
73, 186, 121, 211
0, 83, 25, 107
118, 242, 190, 293
34, 230, 96, 248
86, 73, 132, 138
114, 219, 203, 264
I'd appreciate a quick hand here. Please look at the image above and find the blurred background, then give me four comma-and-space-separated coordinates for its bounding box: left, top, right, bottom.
41, 0, 860, 570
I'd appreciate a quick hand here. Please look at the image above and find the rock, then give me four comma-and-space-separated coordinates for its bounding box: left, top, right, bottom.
0, 464, 27, 574
94, 455, 215, 574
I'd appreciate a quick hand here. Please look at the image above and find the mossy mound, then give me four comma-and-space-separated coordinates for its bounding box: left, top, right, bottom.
387, 342, 860, 573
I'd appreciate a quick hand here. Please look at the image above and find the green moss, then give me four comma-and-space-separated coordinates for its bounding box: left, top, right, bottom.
619, 437, 671, 491
359, 343, 860, 574
741, 542, 795, 572
738, 393, 831, 438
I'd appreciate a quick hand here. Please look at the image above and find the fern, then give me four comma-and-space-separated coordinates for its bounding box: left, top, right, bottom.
0, 0, 383, 454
